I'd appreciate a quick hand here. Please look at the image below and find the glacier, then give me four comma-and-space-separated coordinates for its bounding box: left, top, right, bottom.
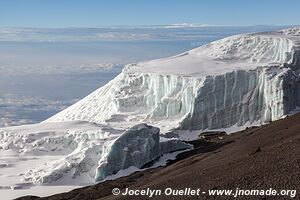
46, 29, 300, 131
1, 27, 300, 189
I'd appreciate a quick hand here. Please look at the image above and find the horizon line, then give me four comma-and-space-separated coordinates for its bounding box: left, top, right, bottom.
0, 24, 298, 29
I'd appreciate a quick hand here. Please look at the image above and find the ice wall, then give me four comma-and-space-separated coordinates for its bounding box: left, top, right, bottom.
46, 71, 204, 131
95, 124, 191, 181
47, 68, 300, 132
181, 67, 300, 130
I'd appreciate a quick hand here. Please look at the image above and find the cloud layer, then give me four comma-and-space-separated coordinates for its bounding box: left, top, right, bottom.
0, 94, 77, 127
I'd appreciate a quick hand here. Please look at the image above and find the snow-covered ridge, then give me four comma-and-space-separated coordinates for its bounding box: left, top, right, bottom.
202, 34, 293, 63
123, 31, 296, 77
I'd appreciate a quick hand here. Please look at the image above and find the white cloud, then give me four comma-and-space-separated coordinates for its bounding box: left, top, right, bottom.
0, 63, 121, 75
0, 117, 34, 127
0, 94, 77, 127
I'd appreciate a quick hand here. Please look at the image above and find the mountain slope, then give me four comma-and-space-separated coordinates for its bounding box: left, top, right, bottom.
22, 112, 300, 200
1, 28, 300, 199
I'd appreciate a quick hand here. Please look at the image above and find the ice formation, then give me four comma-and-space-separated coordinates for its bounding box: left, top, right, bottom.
95, 123, 191, 181
0, 122, 191, 185
1, 28, 300, 188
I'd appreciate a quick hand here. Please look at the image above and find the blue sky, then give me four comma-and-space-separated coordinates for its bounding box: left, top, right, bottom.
0, 0, 299, 27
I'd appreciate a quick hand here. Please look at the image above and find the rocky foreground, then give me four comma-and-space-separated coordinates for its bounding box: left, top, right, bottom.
17, 112, 300, 200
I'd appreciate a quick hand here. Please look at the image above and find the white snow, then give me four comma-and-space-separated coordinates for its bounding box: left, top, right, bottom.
124, 32, 294, 77
0, 121, 123, 200
0, 121, 191, 199
279, 27, 300, 36
1, 27, 300, 199
1, 185, 80, 200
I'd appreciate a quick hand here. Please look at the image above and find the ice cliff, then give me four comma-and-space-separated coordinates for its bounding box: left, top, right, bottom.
47, 28, 300, 131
